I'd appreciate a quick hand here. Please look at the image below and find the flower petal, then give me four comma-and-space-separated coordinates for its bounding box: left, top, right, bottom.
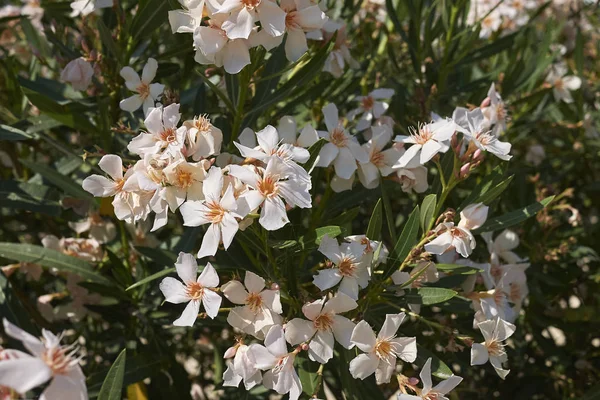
175, 252, 198, 284
159, 277, 190, 304
284, 318, 316, 345
350, 320, 376, 352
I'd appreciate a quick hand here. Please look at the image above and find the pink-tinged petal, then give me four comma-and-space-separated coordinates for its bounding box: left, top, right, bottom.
219, 212, 239, 250
248, 344, 277, 370
277, 116, 297, 144
193, 26, 228, 55
257, 0, 286, 37
98, 154, 123, 181
159, 277, 190, 304
424, 232, 452, 255
322, 103, 339, 133
375, 361, 395, 384
264, 325, 288, 357
495, 318, 516, 342
197, 223, 221, 258
244, 271, 265, 293
201, 288, 222, 318
419, 139, 443, 164
175, 252, 198, 283
0, 357, 51, 393
180, 201, 210, 227
173, 299, 200, 326
223, 39, 251, 74
221, 280, 248, 304
285, 29, 308, 62
40, 367, 87, 400
351, 320, 376, 352
378, 313, 405, 340
297, 124, 319, 148
238, 190, 265, 217
312, 268, 342, 291
358, 162, 379, 188
284, 318, 315, 345
223, 8, 255, 40
220, 183, 238, 212
259, 196, 289, 231
347, 140, 369, 164
338, 276, 359, 300
391, 336, 417, 363
349, 353, 379, 380
222, 365, 243, 387
149, 83, 165, 100
198, 262, 219, 288
470, 342, 489, 366
333, 146, 357, 179
288, 368, 302, 400
308, 330, 334, 364
323, 292, 356, 315
119, 94, 143, 112
562, 76, 581, 91
261, 289, 282, 313
2, 319, 44, 356
141, 58, 158, 83
82, 175, 117, 197
315, 142, 339, 168
295, 5, 327, 30
331, 315, 355, 349
490, 356, 510, 379
301, 298, 325, 321
226, 306, 253, 331
168, 9, 196, 34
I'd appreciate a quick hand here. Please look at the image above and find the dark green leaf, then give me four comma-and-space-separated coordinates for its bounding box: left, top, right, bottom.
0, 181, 61, 216
386, 206, 420, 278
20, 159, 91, 200
474, 196, 555, 233
0, 124, 32, 141
98, 349, 127, 400
420, 194, 437, 233
366, 199, 383, 241
405, 287, 458, 305
414, 345, 453, 379
126, 268, 175, 292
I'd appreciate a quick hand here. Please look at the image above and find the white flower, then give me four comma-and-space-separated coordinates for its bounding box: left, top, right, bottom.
470, 317, 516, 379
128, 103, 186, 158
285, 292, 357, 363
162, 159, 207, 211
222, 342, 262, 390
357, 125, 402, 189
70, 0, 112, 17
60, 58, 94, 91
276, 0, 328, 61
179, 167, 242, 258
545, 63, 581, 103
349, 313, 417, 384
396, 166, 429, 194
312, 235, 369, 300
119, 58, 165, 115
42, 235, 103, 263
193, 14, 252, 74
425, 204, 488, 258
159, 252, 222, 326
277, 116, 319, 149
222, 271, 282, 338
68, 213, 117, 243
344, 234, 388, 269
316, 103, 369, 180
453, 107, 512, 160
481, 83, 508, 136
398, 357, 463, 400
234, 125, 312, 184
348, 88, 394, 131
229, 158, 311, 231
330, 174, 355, 193
183, 115, 224, 160
394, 119, 456, 167
481, 229, 523, 265
169, 0, 208, 33
0, 319, 87, 400
317, 21, 359, 78
249, 325, 302, 400
216, 0, 286, 40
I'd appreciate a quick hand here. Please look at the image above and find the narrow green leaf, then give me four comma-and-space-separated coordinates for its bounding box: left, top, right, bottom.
135, 247, 177, 266
0, 243, 111, 284
435, 263, 482, 275
0, 181, 61, 216
126, 268, 175, 291
366, 199, 383, 241
0, 124, 32, 141
420, 194, 437, 233
0, 272, 38, 333
297, 355, 320, 396
304, 139, 326, 173
386, 206, 420, 278
414, 345, 453, 379
98, 349, 127, 400
405, 287, 458, 305
130, 0, 170, 43
380, 180, 397, 242
97, 19, 119, 60
20, 159, 91, 200
474, 196, 555, 233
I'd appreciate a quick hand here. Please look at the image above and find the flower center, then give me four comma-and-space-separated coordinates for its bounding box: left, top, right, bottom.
423, 392, 441, 400
450, 227, 466, 238
337, 257, 357, 277
410, 123, 433, 145
40, 339, 80, 376
205, 201, 226, 224
361, 96, 374, 110
285, 11, 299, 29
186, 281, 204, 300
475, 130, 494, 146
490, 264, 503, 280
496, 103, 506, 120
160, 128, 177, 144
509, 283, 521, 303
137, 82, 150, 99
331, 127, 348, 147
242, 0, 261, 9
485, 339, 505, 357
370, 149, 385, 167
257, 176, 278, 197
313, 313, 334, 331
115, 178, 126, 192
194, 115, 212, 132
554, 78, 564, 90
374, 339, 394, 359
176, 168, 194, 189
246, 292, 263, 313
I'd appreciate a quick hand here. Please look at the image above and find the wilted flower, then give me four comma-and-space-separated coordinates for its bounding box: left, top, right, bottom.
60, 58, 94, 91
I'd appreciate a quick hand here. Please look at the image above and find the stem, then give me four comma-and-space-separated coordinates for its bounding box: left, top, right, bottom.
118, 220, 132, 273
229, 69, 251, 149
311, 363, 325, 398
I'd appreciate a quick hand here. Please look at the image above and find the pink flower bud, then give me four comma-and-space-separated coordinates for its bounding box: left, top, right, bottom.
271, 283, 280, 290
458, 203, 489, 230
408, 377, 420, 386
480, 96, 491, 108
301, 343, 309, 351
459, 163, 471, 179
60, 58, 94, 91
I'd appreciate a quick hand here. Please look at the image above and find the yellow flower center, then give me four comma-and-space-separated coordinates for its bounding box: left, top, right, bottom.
246, 292, 263, 313
313, 313, 334, 331
374, 339, 394, 359
186, 282, 204, 300
257, 176, 278, 198
176, 168, 194, 189
409, 123, 433, 145
485, 339, 504, 357
331, 127, 348, 147
205, 201, 226, 224
338, 257, 357, 277
137, 82, 150, 99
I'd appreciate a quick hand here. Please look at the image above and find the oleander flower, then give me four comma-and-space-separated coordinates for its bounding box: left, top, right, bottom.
347, 88, 395, 131
471, 317, 516, 379
60, 58, 94, 91
453, 107, 512, 161
70, 0, 112, 17
216, 0, 286, 40
398, 357, 463, 400
127, 103, 186, 158
119, 58, 165, 115
545, 62, 582, 103
394, 119, 456, 167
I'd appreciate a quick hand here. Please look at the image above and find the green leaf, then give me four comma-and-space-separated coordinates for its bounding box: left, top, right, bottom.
419, 194, 437, 233
126, 268, 175, 292
298, 226, 342, 250
0, 243, 111, 284
0, 272, 38, 333
97, 19, 119, 60
405, 287, 458, 305
297, 355, 320, 397
0, 124, 32, 141
0, 181, 61, 216
474, 196, 555, 233
19, 159, 92, 200
435, 263, 482, 275
98, 349, 127, 400
366, 199, 383, 241
304, 139, 327, 174
130, 0, 170, 43
380, 180, 396, 242
135, 247, 177, 267
414, 345, 453, 379
386, 206, 420, 278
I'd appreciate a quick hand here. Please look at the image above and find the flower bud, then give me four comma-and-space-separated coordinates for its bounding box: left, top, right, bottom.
60, 58, 94, 91
458, 203, 489, 230
459, 163, 471, 179
408, 377, 420, 386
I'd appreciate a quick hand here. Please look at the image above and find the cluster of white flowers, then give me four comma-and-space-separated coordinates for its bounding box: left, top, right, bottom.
468, 0, 538, 38
168, 0, 328, 74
